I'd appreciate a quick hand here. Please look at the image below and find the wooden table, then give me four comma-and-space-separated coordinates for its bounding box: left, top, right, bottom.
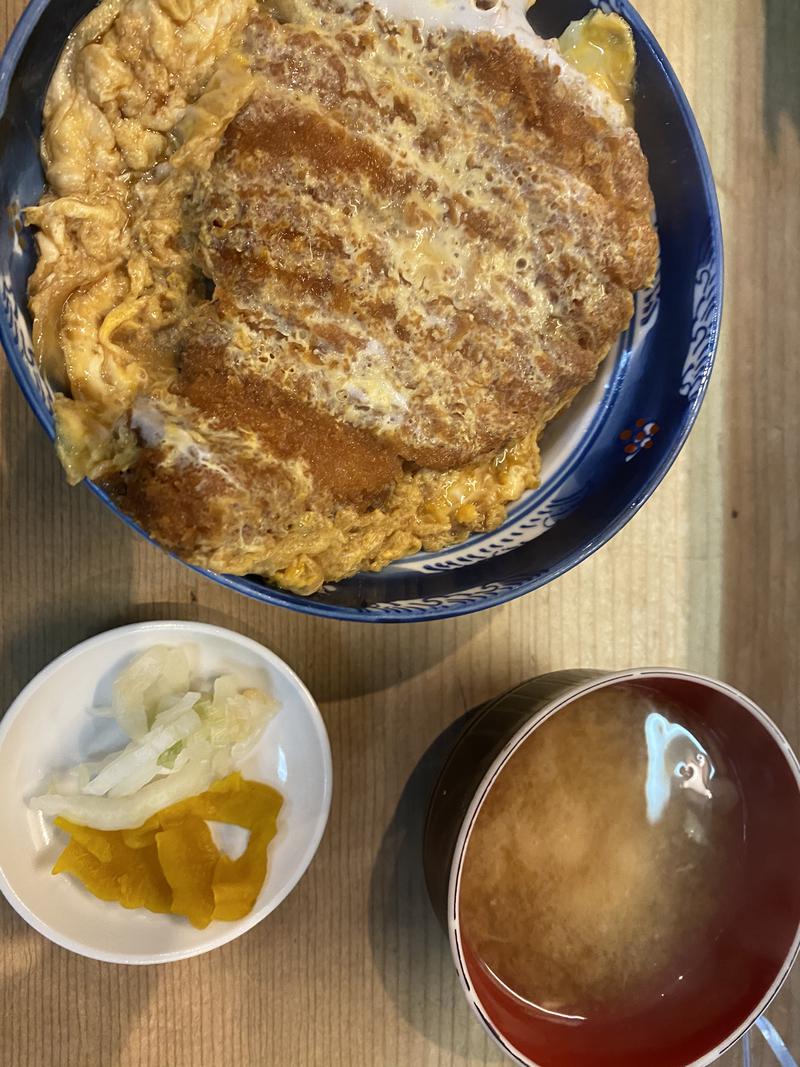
1, 0, 798, 1063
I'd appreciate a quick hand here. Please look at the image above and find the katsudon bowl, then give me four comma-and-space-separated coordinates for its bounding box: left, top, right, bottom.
0, 0, 722, 622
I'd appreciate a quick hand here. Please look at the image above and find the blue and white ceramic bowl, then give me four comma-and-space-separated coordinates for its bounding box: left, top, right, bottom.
0, 0, 722, 622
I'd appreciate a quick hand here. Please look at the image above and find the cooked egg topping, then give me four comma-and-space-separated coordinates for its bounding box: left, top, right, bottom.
558, 10, 637, 121
27, 0, 656, 593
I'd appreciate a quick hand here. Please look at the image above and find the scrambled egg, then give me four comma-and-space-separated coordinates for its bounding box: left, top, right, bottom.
27, 0, 651, 594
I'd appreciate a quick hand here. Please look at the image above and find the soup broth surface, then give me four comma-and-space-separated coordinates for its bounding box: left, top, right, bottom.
459, 684, 743, 1018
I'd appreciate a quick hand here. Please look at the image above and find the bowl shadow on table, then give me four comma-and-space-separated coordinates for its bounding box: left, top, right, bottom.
0, 367, 487, 710
0, 376, 137, 711
718, 0, 800, 778
716, 11, 800, 1050
367, 705, 505, 1062
764, 0, 800, 146
119, 598, 493, 706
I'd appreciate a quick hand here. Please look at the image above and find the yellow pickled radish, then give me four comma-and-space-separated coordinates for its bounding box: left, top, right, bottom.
51, 773, 283, 927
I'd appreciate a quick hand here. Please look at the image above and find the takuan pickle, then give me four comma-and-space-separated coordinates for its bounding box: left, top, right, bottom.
52, 772, 282, 928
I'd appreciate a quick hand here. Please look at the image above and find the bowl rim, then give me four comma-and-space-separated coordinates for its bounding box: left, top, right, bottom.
445, 667, 800, 1067
0, 619, 334, 964
0, 0, 724, 623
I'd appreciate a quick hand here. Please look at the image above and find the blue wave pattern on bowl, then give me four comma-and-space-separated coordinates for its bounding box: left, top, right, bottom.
0, 0, 723, 622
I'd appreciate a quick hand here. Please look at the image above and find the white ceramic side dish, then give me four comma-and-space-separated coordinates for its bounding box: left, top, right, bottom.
0, 621, 333, 964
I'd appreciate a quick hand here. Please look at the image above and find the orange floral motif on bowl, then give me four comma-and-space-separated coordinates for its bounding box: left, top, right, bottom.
620, 419, 660, 461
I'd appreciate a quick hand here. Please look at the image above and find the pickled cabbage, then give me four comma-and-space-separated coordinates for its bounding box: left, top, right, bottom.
29, 645, 277, 829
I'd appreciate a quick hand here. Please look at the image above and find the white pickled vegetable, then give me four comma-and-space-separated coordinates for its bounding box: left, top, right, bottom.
45, 759, 108, 796
110, 645, 191, 740
31, 760, 215, 831
28, 645, 278, 829
81, 694, 201, 796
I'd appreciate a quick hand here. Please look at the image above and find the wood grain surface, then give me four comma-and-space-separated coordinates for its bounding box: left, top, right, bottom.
1, 0, 798, 1064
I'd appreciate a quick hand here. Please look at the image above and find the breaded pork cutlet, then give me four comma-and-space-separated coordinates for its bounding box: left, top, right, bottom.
28, 0, 657, 593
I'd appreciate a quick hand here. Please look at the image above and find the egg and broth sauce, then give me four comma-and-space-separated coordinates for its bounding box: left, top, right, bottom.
27, 0, 653, 593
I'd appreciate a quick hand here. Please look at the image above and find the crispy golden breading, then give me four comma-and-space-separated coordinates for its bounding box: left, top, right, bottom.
29, 0, 657, 593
